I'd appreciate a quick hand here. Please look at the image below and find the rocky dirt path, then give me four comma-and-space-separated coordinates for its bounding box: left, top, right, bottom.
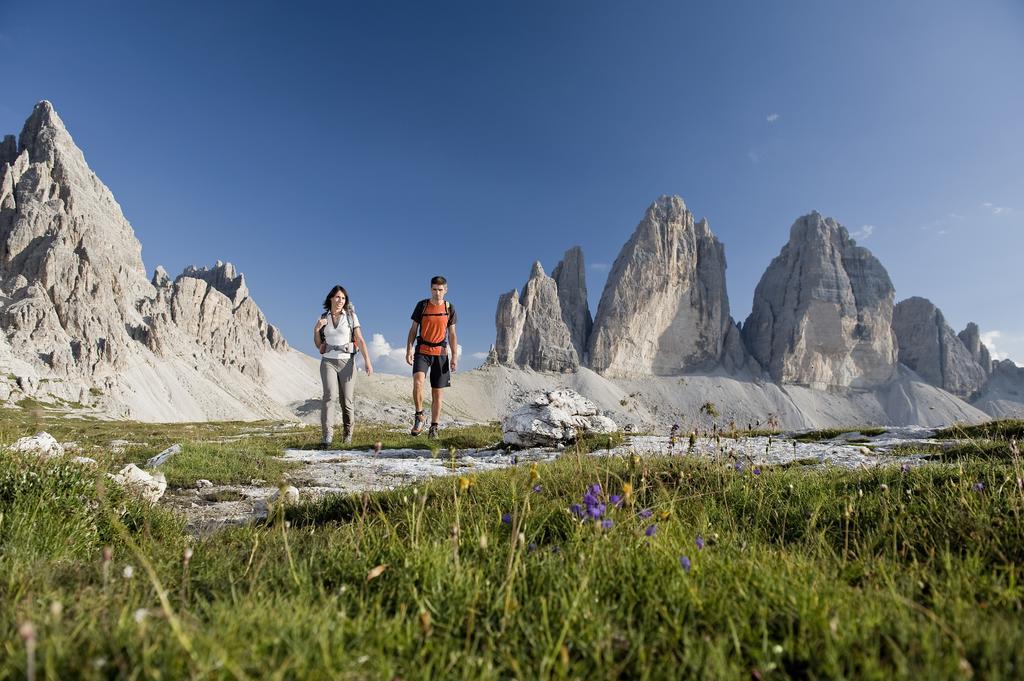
164, 427, 944, 535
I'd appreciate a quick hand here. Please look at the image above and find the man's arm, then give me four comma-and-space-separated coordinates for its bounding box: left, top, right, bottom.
448, 325, 458, 371
405, 321, 419, 365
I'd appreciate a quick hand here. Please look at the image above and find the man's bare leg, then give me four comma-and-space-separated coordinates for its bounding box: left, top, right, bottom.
411, 372, 426, 435
430, 388, 443, 424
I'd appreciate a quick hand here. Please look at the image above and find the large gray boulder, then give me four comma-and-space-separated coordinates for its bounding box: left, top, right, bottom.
502, 389, 617, 447
493, 262, 579, 372
588, 196, 731, 376
742, 212, 897, 389
892, 297, 987, 399
551, 246, 593, 363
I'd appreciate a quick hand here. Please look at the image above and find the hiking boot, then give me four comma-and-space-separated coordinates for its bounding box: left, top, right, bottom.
343, 431, 353, 445
428, 423, 439, 440
410, 411, 426, 436
321, 429, 333, 447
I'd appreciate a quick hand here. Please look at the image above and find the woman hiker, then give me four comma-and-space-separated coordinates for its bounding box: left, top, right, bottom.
314, 285, 373, 446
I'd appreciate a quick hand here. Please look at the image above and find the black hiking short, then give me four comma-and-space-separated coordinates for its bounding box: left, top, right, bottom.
413, 353, 451, 389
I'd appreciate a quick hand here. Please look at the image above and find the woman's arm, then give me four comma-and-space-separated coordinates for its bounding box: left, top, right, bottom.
355, 327, 373, 375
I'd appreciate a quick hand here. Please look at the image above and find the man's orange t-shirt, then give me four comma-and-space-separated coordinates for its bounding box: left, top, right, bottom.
412, 300, 457, 356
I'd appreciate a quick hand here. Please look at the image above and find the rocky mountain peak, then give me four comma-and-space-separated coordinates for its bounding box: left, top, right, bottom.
742, 212, 897, 388
892, 297, 987, 398
179, 260, 247, 303
958, 322, 992, 375
18, 101, 69, 163
587, 195, 730, 376
0, 101, 294, 418
492, 261, 579, 372
550, 246, 592, 362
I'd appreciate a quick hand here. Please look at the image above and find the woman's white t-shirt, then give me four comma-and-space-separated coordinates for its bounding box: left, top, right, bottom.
322, 310, 360, 360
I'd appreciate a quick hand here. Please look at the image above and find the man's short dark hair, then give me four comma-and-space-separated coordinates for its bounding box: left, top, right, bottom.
431, 276, 447, 286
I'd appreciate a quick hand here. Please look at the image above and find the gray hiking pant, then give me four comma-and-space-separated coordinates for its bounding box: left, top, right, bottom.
320, 356, 355, 441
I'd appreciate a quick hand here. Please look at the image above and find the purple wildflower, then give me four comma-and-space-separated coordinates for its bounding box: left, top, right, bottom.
645, 524, 657, 537
601, 518, 613, 530
610, 494, 623, 507
638, 508, 653, 519
528, 542, 538, 553
734, 462, 744, 473
679, 556, 692, 573
532, 484, 543, 493
587, 503, 606, 520
570, 503, 585, 519
501, 513, 512, 525
589, 483, 602, 496
753, 467, 762, 476
972, 482, 985, 493
695, 535, 705, 551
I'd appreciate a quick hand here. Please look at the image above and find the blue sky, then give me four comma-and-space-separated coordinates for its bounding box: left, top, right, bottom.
2, 1, 1022, 371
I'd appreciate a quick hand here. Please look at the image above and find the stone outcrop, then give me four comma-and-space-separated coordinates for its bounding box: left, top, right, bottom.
502, 389, 617, 447
109, 464, 167, 504
551, 246, 592, 362
958, 323, 992, 375
7, 431, 64, 459
891, 297, 987, 398
0, 101, 315, 420
742, 212, 897, 389
493, 262, 578, 372
588, 196, 731, 376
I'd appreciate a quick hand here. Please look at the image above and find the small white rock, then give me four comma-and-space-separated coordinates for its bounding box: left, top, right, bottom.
109, 464, 167, 504
271, 485, 299, 504
195, 479, 214, 488
8, 432, 64, 459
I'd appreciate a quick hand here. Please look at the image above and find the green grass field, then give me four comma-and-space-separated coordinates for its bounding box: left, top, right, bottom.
1, 410, 1023, 679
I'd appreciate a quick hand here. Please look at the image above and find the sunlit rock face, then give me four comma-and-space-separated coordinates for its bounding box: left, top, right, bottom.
493, 262, 579, 372
588, 195, 731, 377
742, 212, 897, 389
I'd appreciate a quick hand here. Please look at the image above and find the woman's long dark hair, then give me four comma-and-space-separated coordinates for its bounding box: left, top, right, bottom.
322, 285, 354, 313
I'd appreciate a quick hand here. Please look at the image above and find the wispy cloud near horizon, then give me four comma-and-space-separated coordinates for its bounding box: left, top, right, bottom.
852, 224, 875, 241
766, 113, 780, 123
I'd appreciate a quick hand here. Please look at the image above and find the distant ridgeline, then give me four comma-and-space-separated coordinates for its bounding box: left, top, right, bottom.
0, 101, 316, 421
489, 195, 1024, 420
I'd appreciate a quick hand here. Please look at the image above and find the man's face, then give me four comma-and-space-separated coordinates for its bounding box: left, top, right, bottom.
431, 284, 447, 301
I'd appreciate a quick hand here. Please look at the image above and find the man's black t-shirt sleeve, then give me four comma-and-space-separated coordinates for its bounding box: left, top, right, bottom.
411, 300, 425, 324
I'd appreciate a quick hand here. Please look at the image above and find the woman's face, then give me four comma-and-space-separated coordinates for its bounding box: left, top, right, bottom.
330, 291, 346, 309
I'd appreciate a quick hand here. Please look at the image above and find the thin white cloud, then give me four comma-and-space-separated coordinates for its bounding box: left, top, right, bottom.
852, 224, 875, 241
980, 331, 1006, 361
588, 262, 610, 272
766, 113, 780, 123
979, 330, 1023, 366
982, 202, 1010, 216
471, 351, 489, 360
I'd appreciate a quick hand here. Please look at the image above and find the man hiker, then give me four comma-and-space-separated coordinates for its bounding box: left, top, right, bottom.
406, 275, 458, 438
